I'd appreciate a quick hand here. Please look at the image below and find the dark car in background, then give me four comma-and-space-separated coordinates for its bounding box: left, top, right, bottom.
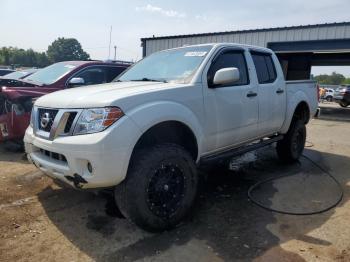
0, 60, 132, 148
0, 68, 15, 76
0, 68, 38, 87
334, 85, 350, 107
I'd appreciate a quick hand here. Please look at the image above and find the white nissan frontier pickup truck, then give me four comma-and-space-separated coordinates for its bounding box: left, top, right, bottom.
24, 43, 318, 231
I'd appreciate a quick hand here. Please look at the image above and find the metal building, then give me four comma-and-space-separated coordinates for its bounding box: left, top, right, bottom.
141, 22, 350, 80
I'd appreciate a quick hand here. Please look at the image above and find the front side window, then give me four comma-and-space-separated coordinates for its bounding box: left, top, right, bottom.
207, 50, 249, 87
74, 67, 107, 85
251, 52, 277, 84
118, 45, 213, 84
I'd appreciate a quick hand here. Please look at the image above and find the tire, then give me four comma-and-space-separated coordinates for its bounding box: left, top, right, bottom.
326, 96, 332, 102
115, 143, 198, 232
276, 120, 306, 163
339, 101, 349, 108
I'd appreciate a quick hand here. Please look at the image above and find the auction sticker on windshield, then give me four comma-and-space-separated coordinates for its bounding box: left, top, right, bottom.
184, 51, 207, 57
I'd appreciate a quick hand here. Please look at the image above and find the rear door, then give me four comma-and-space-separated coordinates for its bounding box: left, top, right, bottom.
250, 51, 286, 135
203, 48, 259, 152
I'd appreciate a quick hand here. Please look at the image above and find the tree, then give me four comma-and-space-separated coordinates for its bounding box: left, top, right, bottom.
0, 37, 89, 68
314, 72, 346, 85
343, 78, 350, 85
47, 37, 90, 62
0, 47, 50, 68
35, 52, 50, 67
0, 47, 10, 65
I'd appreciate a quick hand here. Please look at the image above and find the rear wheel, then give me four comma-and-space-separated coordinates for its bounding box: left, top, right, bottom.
115, 143, 198, 232
339, 101, 349, 108
326, 96, 333, 102
276, 120, 306, 163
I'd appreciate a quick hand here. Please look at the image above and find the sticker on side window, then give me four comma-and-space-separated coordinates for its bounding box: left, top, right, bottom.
184, 51, 207, 57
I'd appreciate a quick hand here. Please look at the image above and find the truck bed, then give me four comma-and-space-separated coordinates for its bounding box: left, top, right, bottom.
286, 80, 318, 118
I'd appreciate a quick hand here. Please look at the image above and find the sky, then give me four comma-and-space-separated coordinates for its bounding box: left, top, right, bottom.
1, 0, 350, 76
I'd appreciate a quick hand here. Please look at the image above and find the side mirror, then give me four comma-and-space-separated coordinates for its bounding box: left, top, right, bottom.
68, 77, 85, 87
212, 67, 240, 87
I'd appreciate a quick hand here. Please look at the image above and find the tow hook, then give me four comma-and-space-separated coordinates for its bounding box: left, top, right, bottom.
65, 174, 88, 189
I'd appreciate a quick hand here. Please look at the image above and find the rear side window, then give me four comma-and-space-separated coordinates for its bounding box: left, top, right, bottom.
106, 66, 127, 82
251, 52, 277, 84
207, 50, 249, 87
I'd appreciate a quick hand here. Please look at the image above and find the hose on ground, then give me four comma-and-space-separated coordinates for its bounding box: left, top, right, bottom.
247, 148, 343, 215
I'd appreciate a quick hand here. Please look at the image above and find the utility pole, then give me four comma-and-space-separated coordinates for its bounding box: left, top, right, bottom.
114, 46, 117, 60
108, 26, 112, 59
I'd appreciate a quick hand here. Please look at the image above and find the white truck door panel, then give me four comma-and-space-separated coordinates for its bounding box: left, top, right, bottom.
250, 51, 286, 135
203, 49, 258, 152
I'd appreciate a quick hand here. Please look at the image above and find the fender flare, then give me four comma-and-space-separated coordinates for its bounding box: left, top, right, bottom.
280, 91, 310, 134
126, 101, 205, 162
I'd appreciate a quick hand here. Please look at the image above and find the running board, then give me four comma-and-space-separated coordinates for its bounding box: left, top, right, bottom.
200, 135, 283, 165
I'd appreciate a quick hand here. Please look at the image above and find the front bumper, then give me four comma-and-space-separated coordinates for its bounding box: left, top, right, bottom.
24, 116, 141, 189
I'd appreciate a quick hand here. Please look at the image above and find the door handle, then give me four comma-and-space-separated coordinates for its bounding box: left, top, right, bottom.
247, 91, 257, 98
276, 88, 284, 94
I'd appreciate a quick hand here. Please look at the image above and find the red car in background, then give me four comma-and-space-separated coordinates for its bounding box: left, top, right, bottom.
0, 68, 38, 87
0, 60, 132, 149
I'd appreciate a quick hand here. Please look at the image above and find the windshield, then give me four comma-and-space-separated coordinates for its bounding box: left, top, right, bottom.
3, 69, 37, 79
24, 62, 77, 85
2, 71, 26, 79
117, 45, 213, 83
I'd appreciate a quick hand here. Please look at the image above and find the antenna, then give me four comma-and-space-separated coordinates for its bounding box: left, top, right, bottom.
108, 26, 112, 59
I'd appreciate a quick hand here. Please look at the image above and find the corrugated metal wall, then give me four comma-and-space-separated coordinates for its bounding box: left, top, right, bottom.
143, 23, 350, 56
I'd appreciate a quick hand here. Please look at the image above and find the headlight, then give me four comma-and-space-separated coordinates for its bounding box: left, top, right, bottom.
73, 107, 124, 135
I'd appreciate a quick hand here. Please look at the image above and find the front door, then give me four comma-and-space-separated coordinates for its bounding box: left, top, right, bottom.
203, 49, 259, 153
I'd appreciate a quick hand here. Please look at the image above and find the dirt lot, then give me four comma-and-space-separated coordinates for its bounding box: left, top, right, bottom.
1, 103, 350, 262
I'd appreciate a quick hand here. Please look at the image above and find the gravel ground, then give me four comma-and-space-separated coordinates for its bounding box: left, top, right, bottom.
0, 105, 350, 261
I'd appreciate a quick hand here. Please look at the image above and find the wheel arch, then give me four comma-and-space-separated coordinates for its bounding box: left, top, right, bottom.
292, 101, 310, 124
130, 120, 199, 163
280, 94, 311, 134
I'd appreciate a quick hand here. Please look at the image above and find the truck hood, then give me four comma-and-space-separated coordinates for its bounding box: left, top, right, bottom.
35, 81, 184, 108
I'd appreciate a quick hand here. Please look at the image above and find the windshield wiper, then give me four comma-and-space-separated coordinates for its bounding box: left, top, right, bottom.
130, 78, 168, 83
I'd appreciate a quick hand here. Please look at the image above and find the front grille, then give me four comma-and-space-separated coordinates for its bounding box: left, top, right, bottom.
39, 148, 67, 163
35, 108, 80, 139
38, 108, 59, 132
64, 112, 77, 133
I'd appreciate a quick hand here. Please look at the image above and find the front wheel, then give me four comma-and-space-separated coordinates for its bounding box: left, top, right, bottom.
276, 120, 306, 163
115, 143, 198, 232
